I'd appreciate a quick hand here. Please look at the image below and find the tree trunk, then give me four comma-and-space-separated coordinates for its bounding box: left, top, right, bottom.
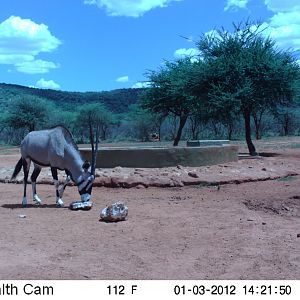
252, 110, 264, 140
29, 123, 35, 132
227, 122, 233, 140
189, 116, 200, 140
283, 114, 290, 136
255, 128, 261, 140
211, 121, 221, 138
101, 125, 108, 140
158, 125, 162, 142
170, 116, 178, 140
191, 122, 199, 140
173, 115, 188, 146
244, 110, 257, 156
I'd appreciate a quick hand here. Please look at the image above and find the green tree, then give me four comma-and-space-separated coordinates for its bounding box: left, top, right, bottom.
192, 21, 300, 155
0, 112, 6, 132
77, 103, 116, 142
77, 103, 112, 174
46, 110, 77, 131
252, 107, 267, 140
142, 59, 203, 146
273, 106, 297, 136
6, 95, 54, 132
126, 104, 159, 142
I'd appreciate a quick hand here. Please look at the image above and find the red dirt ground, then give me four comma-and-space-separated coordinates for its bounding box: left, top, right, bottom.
0, 138, 300, 279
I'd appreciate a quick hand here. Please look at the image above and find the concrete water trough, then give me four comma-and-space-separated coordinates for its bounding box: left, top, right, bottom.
187, 140, 230, 147
80, 143, 239, 168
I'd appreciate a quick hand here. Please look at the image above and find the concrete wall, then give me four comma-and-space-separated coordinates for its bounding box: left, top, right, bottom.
80, 145, 239, 168
187, 140, 230, 147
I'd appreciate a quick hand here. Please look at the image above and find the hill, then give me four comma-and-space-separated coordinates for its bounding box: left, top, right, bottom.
0, 83, 144, 114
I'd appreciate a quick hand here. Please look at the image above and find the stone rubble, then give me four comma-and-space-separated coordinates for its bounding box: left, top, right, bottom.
1, 155, 298, 188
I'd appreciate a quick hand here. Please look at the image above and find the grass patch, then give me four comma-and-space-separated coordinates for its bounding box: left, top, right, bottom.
196, 182, 210, 188
290, 143, 300, 149
277, 176, 297, 182
196, 182, 220, 189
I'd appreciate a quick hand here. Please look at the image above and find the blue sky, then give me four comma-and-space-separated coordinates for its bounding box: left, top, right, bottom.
0, 0, 299, 92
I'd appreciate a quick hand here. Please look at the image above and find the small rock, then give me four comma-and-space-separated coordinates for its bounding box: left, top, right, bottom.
262, 168, 267, 171
18, 214, 26, 218
177, 165, 184, 170
171, 177, 184, 187
135, 184, 146, 189
282, 204, 290, 211
113, 166, 123, 172
247, 219, 254, 221
262, 222, 266, 225
100, 202, 128, 222
188, 171, 199, 178
297, 233, 300, 238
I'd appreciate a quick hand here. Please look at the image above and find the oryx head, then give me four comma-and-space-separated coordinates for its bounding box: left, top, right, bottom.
77, 160, 95, 202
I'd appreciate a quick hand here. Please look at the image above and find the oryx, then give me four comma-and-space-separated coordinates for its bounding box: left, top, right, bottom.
11, 126, 96, 207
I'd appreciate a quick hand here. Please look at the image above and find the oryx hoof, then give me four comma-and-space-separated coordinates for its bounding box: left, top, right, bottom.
33, 195, 42, 205
22, 197, 28, 207
56, 198, 64, 207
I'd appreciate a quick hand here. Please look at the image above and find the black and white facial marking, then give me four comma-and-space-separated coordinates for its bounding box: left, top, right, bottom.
76, 161, 94, 202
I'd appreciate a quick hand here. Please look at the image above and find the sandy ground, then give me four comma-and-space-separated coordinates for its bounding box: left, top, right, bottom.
0, 138, 300, 280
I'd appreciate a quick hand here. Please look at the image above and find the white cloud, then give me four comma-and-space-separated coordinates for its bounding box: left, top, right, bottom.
0, 54, 34, 65
116, 75, 129, 83
261, 1, 300, 51
131, 81, 151, 88
268, 23, 300, 50
269, 11, 300, 27
84, 0, 182, 17
264, 0, 300, 12
0, 16, 61, 73
174, 48, 201, 62
35, 78, 60, 90
205, 29, 222, 39
224, 0, 249, 11
15, 59, 59, 74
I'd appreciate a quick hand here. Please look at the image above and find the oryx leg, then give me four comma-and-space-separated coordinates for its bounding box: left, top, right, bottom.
51, 167, 63, 207
51, 167, 70, 207
22, 158, 31, 207
31, 164, 42, 205
58, 170, 71, 199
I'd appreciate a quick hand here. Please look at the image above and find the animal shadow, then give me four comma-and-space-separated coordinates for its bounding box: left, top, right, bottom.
1, 203, 67, 209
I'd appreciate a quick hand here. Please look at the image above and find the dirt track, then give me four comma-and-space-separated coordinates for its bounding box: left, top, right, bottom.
0, 139, 300, 279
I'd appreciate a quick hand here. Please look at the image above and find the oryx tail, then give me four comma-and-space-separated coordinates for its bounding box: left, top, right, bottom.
11, 157, 23, 180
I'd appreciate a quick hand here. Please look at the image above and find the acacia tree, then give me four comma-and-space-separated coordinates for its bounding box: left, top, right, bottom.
126, 104, 166, 142
192, 22, 300, 155
77, 103, 116, 142
142, 59, 203, 146
273, 106, 297, 136
252, 106, 266, 140
0, 113, 7, 136
77, 103, 113, 174
6, 95, 54, 132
